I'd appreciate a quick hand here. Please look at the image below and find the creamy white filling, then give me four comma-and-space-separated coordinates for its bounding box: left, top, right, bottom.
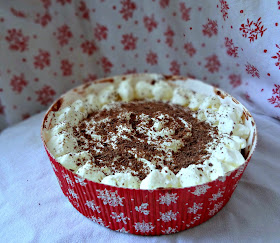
46, 76, 250, 189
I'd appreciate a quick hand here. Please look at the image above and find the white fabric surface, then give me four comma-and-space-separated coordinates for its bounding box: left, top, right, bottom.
0, 98, 280, 243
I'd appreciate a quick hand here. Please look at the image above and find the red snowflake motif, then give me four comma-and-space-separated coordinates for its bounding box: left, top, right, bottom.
268, 84, 280, 108
56, 24, 73, 46
170, 60, 180, 75
56, 0, 72, 5
271, 44, 280, 70
143, 15, 158, 32
202, 19, 218, 37
0, 99, 5, 115
41, 0, 51, 9
81, 40, 97, 55
94, 23, 108, 41
10, 73, 28, 94
10, 8, 26, 18
82, 74, 97, 83
121, 33, 138, 51
60, 59, 73, 76
78, 1, 90, 20
34, 11, 52, 27
245, 62, 260, 78
229, 74, 242, 88
36, 85, 56, 106
159, 0, 170, 8
179, 2, 191, 22
224, 37, 238, 57
124, 68, 137, 74
205, 54, 221, 73
34, 49, 50, 70
119, 0, 137, 21
164, 26, 175, 47
219, 0, 229, 21
240, 17, 267, 42
22, 113, 31, 120
5, 29, 29, 52
146, 51, 158, 65
101, 57, 113, 73
184, 42, 196, 57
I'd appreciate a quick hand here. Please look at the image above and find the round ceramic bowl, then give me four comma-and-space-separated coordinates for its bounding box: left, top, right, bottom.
41, 74, 257, 235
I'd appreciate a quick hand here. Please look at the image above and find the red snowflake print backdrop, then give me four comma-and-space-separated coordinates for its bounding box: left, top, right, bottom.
34, 11, 52, 27
146, 51, 158, 66
81, 40, 97, 56
100, 57, 113, 73
10, 7, 26, 18
245, 62, 260, 78
36, 85, 56, 106
94, 23, 108, 41
159, 0, 169, 8
202, 19, 218, 37
61, 59, 73, 76
5, 29, 29, 52
205, 55, 221, 73
77, 1, 90, 20
119, 0, 137, 21
224, 37, 238, 57
164, 26, 175, 48
271, 44, 280, 70
184, 42, 196, 57
34, 49, 51, 70
219, 0, 229, 21
121, 33, 138, 51
170, 60, 180, 75
268, 84, 280, 108
240, 17, 267, 42
56, 25, 73, 46
179, 2, 191, 22
143, 15, 158, 32
10, 73, 28, 94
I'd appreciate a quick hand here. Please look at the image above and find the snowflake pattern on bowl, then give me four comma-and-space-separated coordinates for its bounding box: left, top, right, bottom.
74, 176, 87, 186
158, 210, 179, 222
134, 221, 155, 234
85, 200, 101, 213
110, 212, 130, 224
191, 185, 211, 196
135, 203, 150, 215
97, 189, 124, 207
157, 193, 178, 206
42, 74, 257, 235
44, 136, 253, 236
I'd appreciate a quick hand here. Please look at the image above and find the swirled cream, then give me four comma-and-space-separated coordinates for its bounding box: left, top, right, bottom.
44, 75, 250, 189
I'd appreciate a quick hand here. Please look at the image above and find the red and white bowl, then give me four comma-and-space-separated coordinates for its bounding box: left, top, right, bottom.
41, 74, 257, 235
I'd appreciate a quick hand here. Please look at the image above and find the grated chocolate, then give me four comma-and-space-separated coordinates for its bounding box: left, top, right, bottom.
72, 101, 219, 180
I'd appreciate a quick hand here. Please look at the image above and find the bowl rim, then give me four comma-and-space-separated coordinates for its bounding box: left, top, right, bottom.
41, 73, 258, 192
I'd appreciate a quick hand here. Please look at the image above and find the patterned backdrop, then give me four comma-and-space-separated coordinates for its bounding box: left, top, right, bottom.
0, 0, 279, 131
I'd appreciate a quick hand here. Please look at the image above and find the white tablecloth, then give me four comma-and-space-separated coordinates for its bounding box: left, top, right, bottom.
0, 97, 280, 243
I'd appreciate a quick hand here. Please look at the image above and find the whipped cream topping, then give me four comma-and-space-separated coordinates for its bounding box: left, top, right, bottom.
72, 101, 219, 182
44, 75, 250, 189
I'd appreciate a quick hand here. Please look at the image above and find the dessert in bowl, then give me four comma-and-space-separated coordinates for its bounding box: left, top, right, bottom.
41, 73, 257, 235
